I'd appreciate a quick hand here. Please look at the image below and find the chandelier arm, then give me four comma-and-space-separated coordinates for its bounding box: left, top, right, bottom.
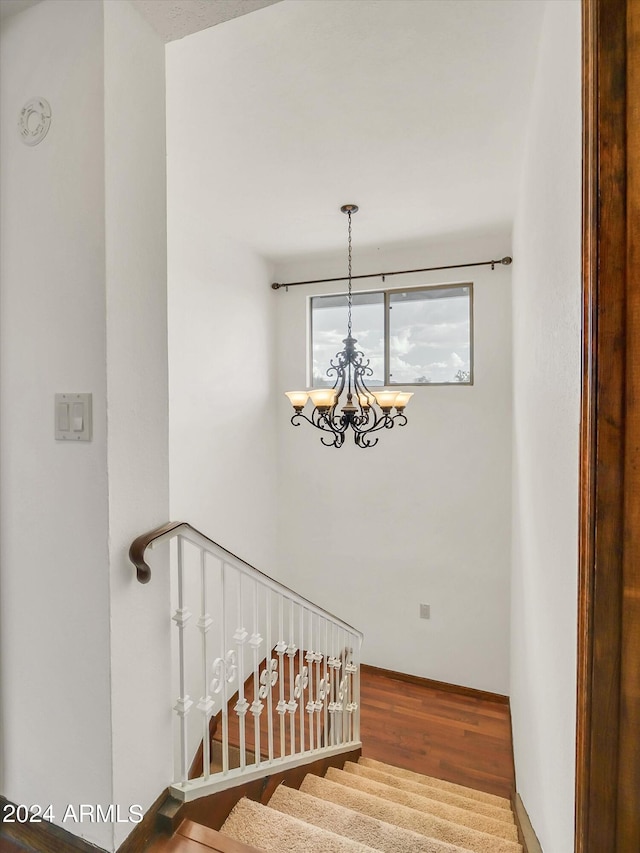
320, 431, 344, 448
327, 410, 352, 435
349, 412, 392, 435
311, 409, 335, 430
355, 432, 379, 449
300, 407, 351, 438
292, 411, 337, 434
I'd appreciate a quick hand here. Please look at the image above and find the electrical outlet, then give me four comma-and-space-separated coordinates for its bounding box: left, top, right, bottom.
420, 603, 430, 619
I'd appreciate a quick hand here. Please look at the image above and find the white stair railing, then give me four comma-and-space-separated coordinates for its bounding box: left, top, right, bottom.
130, 522, 363, 802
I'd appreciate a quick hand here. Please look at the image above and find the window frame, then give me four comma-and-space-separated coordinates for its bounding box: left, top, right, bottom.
309, 281, 474, 388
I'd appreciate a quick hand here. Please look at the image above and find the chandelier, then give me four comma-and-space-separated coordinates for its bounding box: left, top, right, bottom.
284, 205, 413, 448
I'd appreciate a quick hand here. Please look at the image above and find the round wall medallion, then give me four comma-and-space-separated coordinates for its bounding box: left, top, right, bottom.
18, 97, 52, 146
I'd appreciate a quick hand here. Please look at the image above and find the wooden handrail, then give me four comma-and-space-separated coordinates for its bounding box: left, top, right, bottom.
129, 521, 190, 583
129, 521, 270, 586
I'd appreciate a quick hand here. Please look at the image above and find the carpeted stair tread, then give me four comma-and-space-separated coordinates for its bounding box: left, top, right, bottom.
268, 783, 471, 853
300, 775, 522, 853
339, 764, 518, 840
344, 761, 515, 824
359, 757, 511, 811
220, 797, 380, 852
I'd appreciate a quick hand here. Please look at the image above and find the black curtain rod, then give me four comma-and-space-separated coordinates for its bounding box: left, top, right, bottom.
271, 256, 512, 290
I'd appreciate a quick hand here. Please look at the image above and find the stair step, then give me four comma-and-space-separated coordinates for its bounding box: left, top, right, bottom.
177, 818, 261, 852
346, 760, 515, 824
338, 763, 518, 841
220, 797, 379, 852
268, 783, 472, 853
358, 757, 512, 811
300, 773, 522, 853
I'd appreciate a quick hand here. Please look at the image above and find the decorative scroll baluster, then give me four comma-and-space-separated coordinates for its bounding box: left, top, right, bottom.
197, 549, 213, 779
276, 596, 286, 759
345, 646, 358, 743
220, 563, 229, 774
316, 648, 327, 749
259, 656, 278, 756
305, 611, 315, 752
353, 635, 361, 743
265, 590, 275, 763
173, 536, 193, 784
294, 662, 308, 752
250, 580, 263, 766
327, 620, 344, 747
323, 617, 330, 747
340, 629, 348, 745
331, 627, 337, 744
233, 581, 249, 770
298, 606, 305, 753
286, 600, 297, 755
313, 614, 324, 749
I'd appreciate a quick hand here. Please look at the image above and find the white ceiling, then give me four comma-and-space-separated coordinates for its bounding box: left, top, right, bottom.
166, 0, 547, 263
0, 0, 282, 34
0, 0, 40, 22
130, 0, 282, 43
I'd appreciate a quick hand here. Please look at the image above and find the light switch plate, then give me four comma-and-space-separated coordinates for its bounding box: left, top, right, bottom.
55, 393, 92, 441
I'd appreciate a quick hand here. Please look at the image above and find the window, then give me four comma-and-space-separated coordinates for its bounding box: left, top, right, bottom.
310, 283, 473, 387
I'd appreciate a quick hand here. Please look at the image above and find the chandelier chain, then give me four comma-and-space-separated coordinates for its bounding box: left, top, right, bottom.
347, 211, 353, 338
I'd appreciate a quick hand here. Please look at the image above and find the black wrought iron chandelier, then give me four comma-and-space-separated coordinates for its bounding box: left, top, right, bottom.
285, 205, 413, 448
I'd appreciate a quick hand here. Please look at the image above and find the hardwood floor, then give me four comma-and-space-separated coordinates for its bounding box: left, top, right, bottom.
359, 666, 516, 799
213, 658, 515, 800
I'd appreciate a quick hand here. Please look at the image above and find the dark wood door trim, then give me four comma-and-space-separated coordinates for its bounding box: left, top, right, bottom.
576, 0, 640, 849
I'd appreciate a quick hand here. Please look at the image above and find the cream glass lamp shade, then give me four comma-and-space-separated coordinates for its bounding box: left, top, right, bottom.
285, 391, 309, 409
372, 389, 400, 409
358, 393, 374, 408
394, 391, 414, 410
308, 388, 337, 409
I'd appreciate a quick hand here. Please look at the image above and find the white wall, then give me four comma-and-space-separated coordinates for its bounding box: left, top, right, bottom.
103, 1, 171, 848
275, 232, 513, 694
510, 2, 581, 850
166, 226, 278, 570
166, 50, 278, 573
0, 2, 171, 850
0, 2, 112, 848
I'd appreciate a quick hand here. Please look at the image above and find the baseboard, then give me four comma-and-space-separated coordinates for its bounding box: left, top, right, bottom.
512, 792, 543, 853
361, 663, 510, 705
116, 788, 169, 853
0, 789, 169, 853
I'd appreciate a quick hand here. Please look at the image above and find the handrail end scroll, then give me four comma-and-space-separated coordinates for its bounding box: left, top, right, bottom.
129, 537, 152, 584
129, 521, 188, 584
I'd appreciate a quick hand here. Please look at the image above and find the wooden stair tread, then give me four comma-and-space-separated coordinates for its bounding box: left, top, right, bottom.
147, 832, 220, 853
178, 819, 262, 853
